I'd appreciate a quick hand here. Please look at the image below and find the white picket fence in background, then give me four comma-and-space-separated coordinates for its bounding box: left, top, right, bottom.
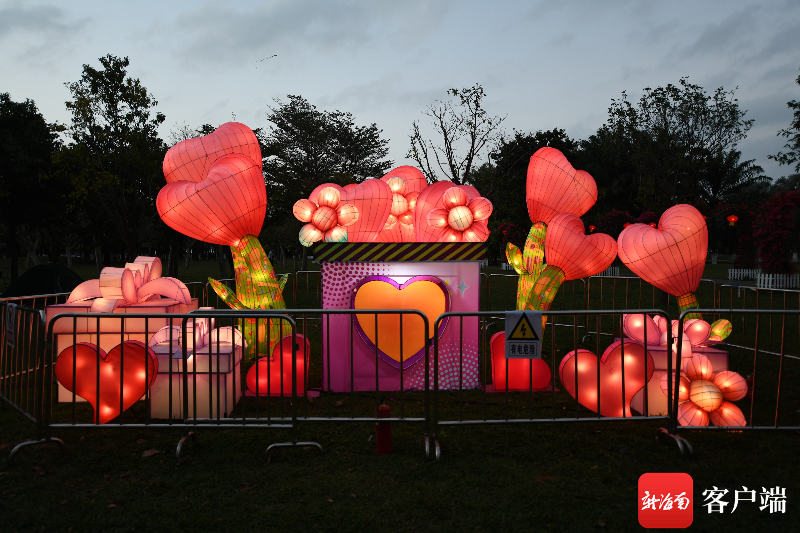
729, 269, 761, 281
728, 269, 799, 289
757, 273, 800, 289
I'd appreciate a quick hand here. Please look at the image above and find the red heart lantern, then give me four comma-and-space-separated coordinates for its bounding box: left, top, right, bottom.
544, 214, 617, 279
157, 124, 267, 246
376, 167, 428, 243
55, 342, 158, 424
559, 341, 654, 418
341, 179, 393, 242
527, 148, 597, 225
489, 332, 551, 390
618, 204, 707, 298
246, 334, 310, 396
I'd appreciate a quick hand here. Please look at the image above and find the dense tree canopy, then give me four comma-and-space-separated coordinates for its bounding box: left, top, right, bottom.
64, 54, 167, 261
0, 93, 61, 280
769, 68, 800, 172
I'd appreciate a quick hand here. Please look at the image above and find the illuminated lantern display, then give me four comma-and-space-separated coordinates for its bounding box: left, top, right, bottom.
376, 166, 427, 243
55, 342, 158, 424
623, 222, 631, 228
341, 179, 394, 243
414, 181, 480, 242
293, 186, 360, 245
727, 215, 738, 226
623, 313, 734, 416
588, 225, 596, 232
618, 204, 707, 319
157, 122, 295, 361
427, 186, 493, 242
648, 222, 657, 228
46, 257, 198, 407
148, 316, 246, 419
559, 342, 654, 418
493, 149, 614, 391
661, 354, 748, 427
526, 147, 597, 226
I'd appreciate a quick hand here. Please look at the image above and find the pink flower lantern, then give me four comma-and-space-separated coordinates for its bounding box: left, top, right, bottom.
426, 186, 493, 242
293, 186, 359, 246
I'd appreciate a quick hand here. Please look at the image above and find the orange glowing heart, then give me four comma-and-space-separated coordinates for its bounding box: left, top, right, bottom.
352, 276, 450, 369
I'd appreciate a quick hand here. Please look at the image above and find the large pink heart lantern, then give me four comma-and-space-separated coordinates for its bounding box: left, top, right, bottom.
490, 332, 551, 391
544, 214, 617, 279
559, 341, 654, 418
527, 148, 598, 225
163, 122, 262, 184
618, 205, 707, 299
342, 179, 393, 242
380, 166, 428, 194
157, 123, 266, 246
246, 334, 310, 396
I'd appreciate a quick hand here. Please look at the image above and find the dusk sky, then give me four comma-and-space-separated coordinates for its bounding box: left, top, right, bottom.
2, 0, 799, 179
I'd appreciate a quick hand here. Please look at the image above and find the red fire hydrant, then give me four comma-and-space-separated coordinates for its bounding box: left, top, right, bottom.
376, 405, 392, 456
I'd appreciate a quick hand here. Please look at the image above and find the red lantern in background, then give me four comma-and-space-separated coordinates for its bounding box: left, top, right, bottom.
588, 225, 596, 232
702, 215, 707, 220
648, 222, 657, 228
623, 222, 631, 228
727, 215, 738, 226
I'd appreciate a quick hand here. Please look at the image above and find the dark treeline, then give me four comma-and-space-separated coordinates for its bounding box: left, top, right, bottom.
2, 55, 799, 284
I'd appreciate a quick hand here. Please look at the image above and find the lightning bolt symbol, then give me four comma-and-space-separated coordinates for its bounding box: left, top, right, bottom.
521, 323, 527, 336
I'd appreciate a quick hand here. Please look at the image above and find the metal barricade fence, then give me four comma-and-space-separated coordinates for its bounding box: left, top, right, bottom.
7, 307, 433, 462
430, 309, 680, 460
241, 309, 434, 456
666, 309, 800, 447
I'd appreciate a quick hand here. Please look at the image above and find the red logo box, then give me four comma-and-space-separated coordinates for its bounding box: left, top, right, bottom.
638, 473, 693, 528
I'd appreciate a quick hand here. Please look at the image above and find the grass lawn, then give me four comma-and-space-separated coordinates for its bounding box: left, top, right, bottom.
2, 257, 799, 531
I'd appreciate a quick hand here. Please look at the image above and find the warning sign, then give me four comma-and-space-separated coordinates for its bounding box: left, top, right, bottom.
509, 313, 539, 340
505, 310, 542, 359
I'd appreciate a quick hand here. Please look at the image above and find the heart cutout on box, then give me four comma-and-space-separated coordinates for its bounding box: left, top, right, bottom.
342, 179, 393, 242
163, 122, 262, 184
55, 341, 158, 424
157, 153, 266, 246
489, 332, 552, 390
559, 341, 654, 418
544, 213, 617, 280
246, 334, 310, 396
526, 147, 597, 225
617, 204, 707, 297
351, 275, 450, 369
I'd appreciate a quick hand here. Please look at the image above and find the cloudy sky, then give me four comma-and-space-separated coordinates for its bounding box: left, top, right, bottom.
2, 0, 799, 179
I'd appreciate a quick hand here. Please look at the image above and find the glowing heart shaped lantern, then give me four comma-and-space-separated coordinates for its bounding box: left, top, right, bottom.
157, 122, 292, 359
559, 341, 654, 418
618, 204, 708, 319
55, 341, 158, 424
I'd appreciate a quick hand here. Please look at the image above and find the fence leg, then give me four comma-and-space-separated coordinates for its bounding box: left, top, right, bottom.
656, 428, 694, 458
424, 435, 441, 461
7, 437, 66, 466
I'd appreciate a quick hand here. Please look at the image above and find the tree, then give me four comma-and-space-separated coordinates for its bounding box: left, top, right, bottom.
0, 93, 60, 280
260, 95, 392, 224
769, 67, 800, 172
697, 149, 768, 206
407, 83, 505, 184
606, 77, 753, 213
64, 54, 166, 261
